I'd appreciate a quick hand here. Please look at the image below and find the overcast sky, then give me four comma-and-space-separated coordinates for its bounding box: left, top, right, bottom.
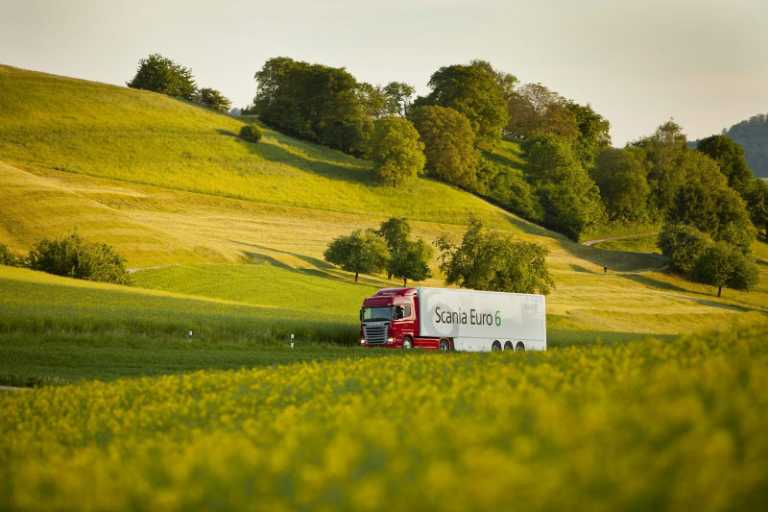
2, 0, 766, 145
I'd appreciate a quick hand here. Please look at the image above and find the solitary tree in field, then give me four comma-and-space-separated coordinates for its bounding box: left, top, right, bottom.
436, 217, 553, 294
324, 230, 388, 282
197, 88, 231, 112
389, 239, 433, 287
127, 53, 197, 101
692, 242, 758, 297
368, 117, 425, 186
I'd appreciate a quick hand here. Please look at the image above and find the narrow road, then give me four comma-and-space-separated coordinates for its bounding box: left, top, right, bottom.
582, 232, 657, 247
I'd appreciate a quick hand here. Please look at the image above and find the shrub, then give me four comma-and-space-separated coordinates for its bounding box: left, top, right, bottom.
0, 244, 19, 266
239, 124, 263, 143
27, 233, 130, 285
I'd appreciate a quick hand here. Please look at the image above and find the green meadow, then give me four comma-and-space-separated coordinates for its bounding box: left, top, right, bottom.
1, 64, 767, 384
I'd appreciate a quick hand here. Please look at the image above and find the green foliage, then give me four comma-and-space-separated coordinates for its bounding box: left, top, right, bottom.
27, 233, 130, 285
127, 53, 197, 101
0, 244, 19, 266
324, 229, 388, 282
253, 57, 370, 155
368, 117, 425, 186
744, 178, 768, 240
377, 217, 411, 253
389, 239, 433, 286
417, 61, 508, 144
567, 102, 612, 170
238, 124, 263, 143
524, 135, 604, 240
436, 217, 553, 294
593, 148, 650, 222
657, 224, 713, 275
382, 82, 416, 117
692, 242, 759, 296
632, 121, 689, 217
696, 135, 753, 194
667, 176, 755, 253
410, 106, 479, 189
197, 88, 231, 113
475, 154, 542, 221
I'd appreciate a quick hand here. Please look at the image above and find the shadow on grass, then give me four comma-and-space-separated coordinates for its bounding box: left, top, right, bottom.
562, 240, 667, 273
224, 126, 376, 187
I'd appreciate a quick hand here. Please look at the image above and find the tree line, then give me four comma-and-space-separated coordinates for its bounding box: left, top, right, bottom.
124, 54, 764, 295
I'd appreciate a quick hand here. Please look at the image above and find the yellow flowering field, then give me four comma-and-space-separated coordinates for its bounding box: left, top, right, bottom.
2, 322, 768, 511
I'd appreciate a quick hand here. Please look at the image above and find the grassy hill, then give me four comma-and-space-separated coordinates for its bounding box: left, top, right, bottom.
1, 64, 767, 383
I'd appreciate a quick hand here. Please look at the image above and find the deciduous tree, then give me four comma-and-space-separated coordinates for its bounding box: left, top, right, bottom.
368, 117, 425, 186
436, 217, 553, 294
324, 230, 388, 282
410, 106, 479, 189
692, 242, 758, 297
127, 53, 197, 101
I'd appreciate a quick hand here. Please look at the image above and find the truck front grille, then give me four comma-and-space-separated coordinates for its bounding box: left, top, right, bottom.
364, 323, 388, 344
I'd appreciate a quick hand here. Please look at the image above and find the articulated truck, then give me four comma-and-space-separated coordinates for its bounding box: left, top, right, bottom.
360, 287, 546, 352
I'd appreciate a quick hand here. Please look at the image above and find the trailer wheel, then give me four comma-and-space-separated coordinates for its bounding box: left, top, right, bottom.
515, 342, 525, 352
503, 341, 513, 351
492, 341, 502, 352
439, 339, 451, 352
402, 337, 413, 350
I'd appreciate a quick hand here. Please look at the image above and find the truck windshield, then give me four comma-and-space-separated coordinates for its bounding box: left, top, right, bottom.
361, 307, 392, 321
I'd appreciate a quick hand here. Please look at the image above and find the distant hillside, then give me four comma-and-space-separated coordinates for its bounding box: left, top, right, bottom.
693, 114, 768, 177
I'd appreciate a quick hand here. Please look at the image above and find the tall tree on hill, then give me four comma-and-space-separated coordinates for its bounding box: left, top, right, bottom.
632, 121, 689, 218
410, 106, 479, 189
593, 148, 650, 222
415, 61, 508, 145
253, 57, 369, 155
127, 53, 197, 101
196, 88, 231, 113
524, 135, 604, 240
567, 102, 611, 170
696, 135, 753, 195
383, 82, 416, 117
324, 230, 388, 282
367, 117, 425, 186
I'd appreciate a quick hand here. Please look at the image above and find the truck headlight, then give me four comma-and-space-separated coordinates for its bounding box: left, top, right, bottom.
387, 337, 394, 343
360, 338, 366, 345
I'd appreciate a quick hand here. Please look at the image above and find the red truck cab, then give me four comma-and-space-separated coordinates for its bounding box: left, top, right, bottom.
359, 288, 439, 349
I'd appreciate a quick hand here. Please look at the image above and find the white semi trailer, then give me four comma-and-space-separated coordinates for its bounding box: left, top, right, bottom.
360, 287, 547, 352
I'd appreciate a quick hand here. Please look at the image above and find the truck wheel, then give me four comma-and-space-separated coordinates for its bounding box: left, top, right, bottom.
503, 341, 513, 351
515, 342, 525, 352
492, 341, 502, 352
439, 339, 451, 352
402, 337, 413, 350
